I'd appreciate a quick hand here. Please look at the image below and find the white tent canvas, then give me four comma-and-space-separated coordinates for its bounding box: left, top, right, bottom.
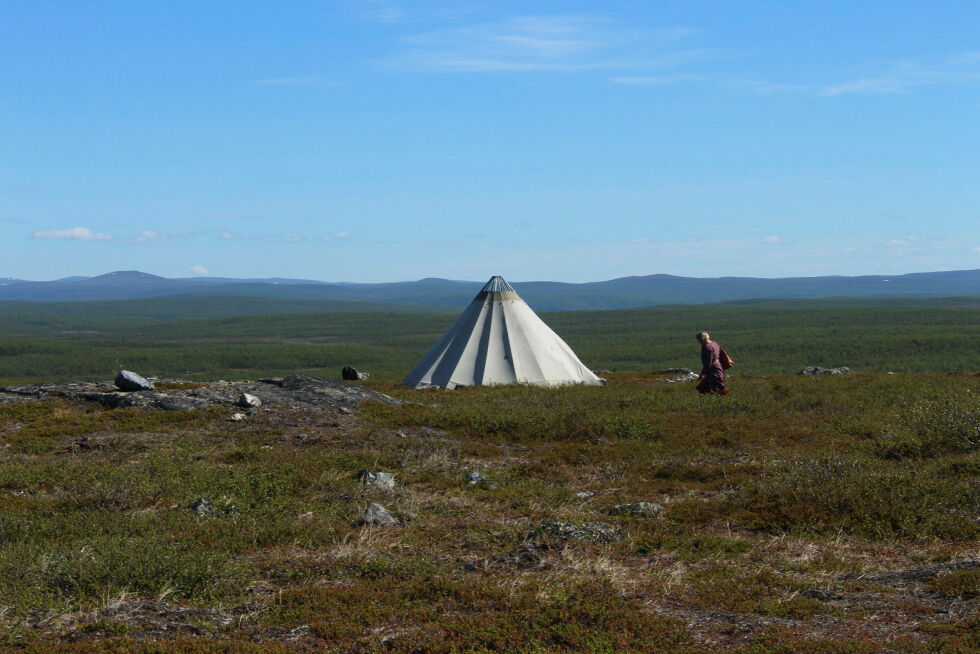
403, 276, 602, 389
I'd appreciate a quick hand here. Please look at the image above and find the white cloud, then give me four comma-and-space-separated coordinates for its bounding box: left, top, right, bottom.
335, 232, 349, 238
886, 235, 918, 247
762, 235, 780, 244
33, 226, 112, 241
134, 230, 167, 243
190, 265, 210, 275
220, 231, 236, 240
628, 237, 651, 243
319, 232, 349, 241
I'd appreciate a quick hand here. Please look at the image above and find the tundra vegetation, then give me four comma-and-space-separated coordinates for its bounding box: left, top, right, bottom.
0, 297, 977, 651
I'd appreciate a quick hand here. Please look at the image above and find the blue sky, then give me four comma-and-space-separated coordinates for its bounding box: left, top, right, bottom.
2, 1, 978, 283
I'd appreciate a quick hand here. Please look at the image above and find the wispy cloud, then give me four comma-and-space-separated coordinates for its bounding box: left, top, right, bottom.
252, 76, 331, 87
762, 235, 781, 244
379, 16, 702, 74
190, 265, 210, 275
33, 226, 112, 241
319, 232, 350, 241
817, 52, 980, 97
611, 73, 705, 85
360, 0, 405, 23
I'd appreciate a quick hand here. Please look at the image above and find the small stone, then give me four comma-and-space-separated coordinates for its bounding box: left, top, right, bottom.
574, 491, 595, 499
396, 431, 407, 438
188, 497, 213, 516
613, 502, 663, 516
114, 370, 154, 392
357, 469, 396, 489
530, 521, 622, 544
363, 502, 397, 526
339, 407, 353, 415
229, 413, 246, 422
237, 393, 261, 408
294, 433, 309, 441
799, 366, 852, 376
465, 471, 485, 485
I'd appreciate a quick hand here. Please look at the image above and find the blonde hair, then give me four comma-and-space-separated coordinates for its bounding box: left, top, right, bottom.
696, 331, 710, 345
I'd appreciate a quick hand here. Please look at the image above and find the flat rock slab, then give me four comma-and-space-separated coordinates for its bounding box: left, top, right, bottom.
0, 375, 401, 412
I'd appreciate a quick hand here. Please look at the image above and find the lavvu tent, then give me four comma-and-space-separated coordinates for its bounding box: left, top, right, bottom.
403, 276, 602, 389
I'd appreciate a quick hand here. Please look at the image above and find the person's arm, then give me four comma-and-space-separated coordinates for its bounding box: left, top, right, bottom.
700, 345, 711, 375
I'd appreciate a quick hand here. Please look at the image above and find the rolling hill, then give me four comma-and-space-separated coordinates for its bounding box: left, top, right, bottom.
0, 269, 977, 310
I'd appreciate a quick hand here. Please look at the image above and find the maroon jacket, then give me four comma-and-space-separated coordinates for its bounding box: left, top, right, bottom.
698, 341, 727, 392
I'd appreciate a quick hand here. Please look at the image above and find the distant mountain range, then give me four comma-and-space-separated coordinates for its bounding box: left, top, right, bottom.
0, 269, 978, 311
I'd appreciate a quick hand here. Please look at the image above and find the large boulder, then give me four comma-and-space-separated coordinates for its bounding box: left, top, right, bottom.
237, 393, 261, 408
114, 370, 154, 392
342, 367, 369, 381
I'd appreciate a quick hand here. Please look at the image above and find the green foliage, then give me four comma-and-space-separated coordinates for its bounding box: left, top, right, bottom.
929, 568, 980, 598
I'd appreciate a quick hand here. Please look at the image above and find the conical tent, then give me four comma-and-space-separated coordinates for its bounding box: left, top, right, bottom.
403, 276, 602, 389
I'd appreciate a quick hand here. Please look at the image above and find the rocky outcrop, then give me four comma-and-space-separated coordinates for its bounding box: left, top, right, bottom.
0, 375, 401, 412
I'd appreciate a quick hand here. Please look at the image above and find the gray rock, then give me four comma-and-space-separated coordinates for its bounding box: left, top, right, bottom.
237, 393, 261, 408
465, 470, 485, 485
363, 502, 397, 526
799, 366, 852, 376
188, 497, 213, 516
574, 491, 596, 499
659, 368, 693, 375
114, 370, 154, 392
229, 413, 246, 422
612, 502, 663, 516
357, 469, 396, 489
530, 521, 622, 544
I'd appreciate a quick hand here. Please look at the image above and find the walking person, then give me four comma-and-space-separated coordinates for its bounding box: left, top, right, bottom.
695, 331, 729, 395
